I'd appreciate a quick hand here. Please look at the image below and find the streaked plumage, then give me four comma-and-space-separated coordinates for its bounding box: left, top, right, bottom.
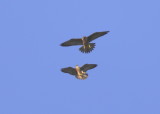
61, 64, 97, 80
61, 31, 109, 53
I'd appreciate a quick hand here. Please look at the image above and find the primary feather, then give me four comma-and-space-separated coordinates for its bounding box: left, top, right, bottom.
61, 67, 77, 75
87, 31, 109, 42
80, 64, 97, 72
61, 39, 82, 46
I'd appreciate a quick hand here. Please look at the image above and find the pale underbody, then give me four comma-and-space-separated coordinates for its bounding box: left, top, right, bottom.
75, 65, 88, 79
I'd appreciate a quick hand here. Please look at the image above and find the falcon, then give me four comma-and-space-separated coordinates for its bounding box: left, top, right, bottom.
60, 31, 109, 53
61, 64, 97, 80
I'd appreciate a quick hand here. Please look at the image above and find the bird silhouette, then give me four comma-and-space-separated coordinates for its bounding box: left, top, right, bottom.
61, 31, 109, 53
61, 64, 97, 80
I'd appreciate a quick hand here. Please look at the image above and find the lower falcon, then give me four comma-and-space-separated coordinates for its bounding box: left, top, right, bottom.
61, 64, 97, 80
60, 31, 109, 53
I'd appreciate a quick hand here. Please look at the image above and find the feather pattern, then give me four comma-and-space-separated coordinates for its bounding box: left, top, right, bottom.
80, 64, 97, 72
61, 39, 83, 46
61, 67, 77, 75
79, 43, 95, 53
87, 31, 109, 42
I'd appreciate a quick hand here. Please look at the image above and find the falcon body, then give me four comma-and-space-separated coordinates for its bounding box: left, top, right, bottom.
61, 64, 97, 80
61, 31, 109, 53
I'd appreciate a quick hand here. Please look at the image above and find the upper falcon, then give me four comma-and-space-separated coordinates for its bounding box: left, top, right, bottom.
60, 31, 109, 53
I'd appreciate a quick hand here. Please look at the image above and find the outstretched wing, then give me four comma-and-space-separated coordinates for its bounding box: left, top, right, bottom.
61, 39, 83, 46
87, 31, 109, 42
61, 67, 77, 75
80, 64, 97, 72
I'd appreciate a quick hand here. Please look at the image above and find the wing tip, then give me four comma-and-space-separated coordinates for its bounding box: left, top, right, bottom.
60, 43, 67, 46
103, 31, 110, 34
61, 68, 65, 72
93, 64, 98, 67
86, 64, 98, 68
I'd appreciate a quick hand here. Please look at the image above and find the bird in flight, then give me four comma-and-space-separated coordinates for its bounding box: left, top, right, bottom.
60, 31, 109, 53
61, 64, 97, 80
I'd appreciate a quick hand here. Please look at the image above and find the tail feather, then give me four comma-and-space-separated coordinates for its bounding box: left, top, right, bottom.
79, 43, 95, 53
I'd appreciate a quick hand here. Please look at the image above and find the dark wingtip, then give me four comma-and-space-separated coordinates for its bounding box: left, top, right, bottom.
94, 64, 98, 67
60, 43, 65, 46
60, 43, 68, 47
92, 64, 97, 67
104, 31, 110, 34
61, 68, 65, 72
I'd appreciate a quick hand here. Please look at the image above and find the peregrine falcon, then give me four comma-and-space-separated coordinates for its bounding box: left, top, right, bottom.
61, 64, 97, 80
60, 31, 109, 53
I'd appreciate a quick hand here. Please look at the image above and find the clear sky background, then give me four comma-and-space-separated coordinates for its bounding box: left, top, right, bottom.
0, 0, 160, 114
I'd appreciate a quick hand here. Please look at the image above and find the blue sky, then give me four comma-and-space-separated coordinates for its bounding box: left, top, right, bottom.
0, 0, 160, 114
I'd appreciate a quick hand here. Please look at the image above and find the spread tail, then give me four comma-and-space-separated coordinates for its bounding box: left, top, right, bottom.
79, 43, 95, 53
